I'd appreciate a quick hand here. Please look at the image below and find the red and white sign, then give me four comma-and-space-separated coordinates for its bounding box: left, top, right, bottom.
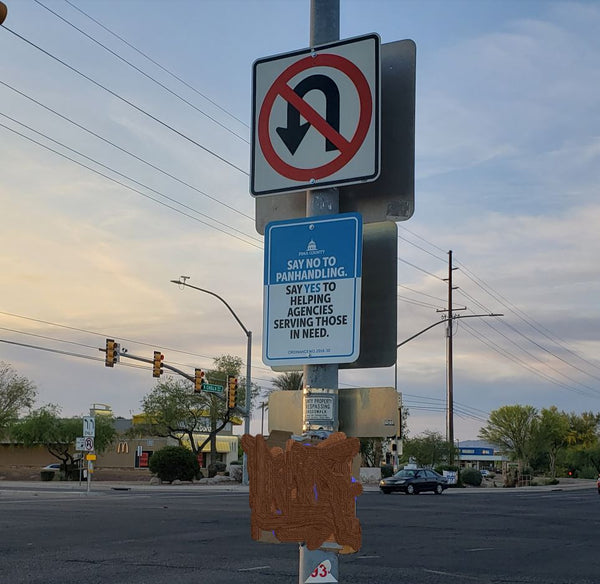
251, 34, 380, 196
305, 559, 337, 583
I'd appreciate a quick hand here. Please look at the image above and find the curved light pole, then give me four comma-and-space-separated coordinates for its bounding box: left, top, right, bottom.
393, 313, 503, 468
171, 278, 252, 485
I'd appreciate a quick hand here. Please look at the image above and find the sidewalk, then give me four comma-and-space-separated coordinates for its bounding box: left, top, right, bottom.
0, 477, 595, 495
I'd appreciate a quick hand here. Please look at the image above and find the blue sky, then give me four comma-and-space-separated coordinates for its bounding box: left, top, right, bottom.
1, 0, 599, 441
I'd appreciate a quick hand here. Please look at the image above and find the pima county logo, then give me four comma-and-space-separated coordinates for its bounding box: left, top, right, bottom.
299, 239, 326, 257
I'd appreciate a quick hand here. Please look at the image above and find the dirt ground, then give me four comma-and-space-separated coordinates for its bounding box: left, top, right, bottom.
0, 465, 152, 482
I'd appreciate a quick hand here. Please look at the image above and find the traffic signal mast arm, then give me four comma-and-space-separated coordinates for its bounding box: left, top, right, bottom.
99, 342, 248, 415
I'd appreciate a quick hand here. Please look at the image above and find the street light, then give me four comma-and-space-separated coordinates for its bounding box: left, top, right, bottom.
171, 277, 252, 485
393, 313, 503, 467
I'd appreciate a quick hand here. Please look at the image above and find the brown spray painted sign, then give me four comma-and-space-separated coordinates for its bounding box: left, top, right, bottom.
241, 432, 362, 554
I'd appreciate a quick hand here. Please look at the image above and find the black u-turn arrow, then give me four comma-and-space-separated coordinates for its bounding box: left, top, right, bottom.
276, 74, 341, 155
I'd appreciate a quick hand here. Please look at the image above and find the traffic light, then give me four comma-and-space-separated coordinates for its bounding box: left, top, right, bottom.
227, 375, 238, 409
105, 339, 119, 367
152, 351, 164, 378
194, 369, 205, 393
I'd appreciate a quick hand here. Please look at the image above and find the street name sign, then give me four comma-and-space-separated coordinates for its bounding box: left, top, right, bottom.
263, 212, 362, 366
251, 34, 380, 196
203, 383, 224, 394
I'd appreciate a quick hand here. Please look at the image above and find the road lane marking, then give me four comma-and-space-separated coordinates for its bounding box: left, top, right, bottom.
238, 565, 271, 572
423, 569, 480, 580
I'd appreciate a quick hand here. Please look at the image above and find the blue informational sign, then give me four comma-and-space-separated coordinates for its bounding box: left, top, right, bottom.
263, 213, 362, 366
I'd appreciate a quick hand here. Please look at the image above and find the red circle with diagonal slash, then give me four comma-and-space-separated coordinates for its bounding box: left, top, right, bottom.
258, 53, 373, 182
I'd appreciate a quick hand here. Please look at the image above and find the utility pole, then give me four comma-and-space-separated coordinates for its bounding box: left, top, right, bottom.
437, 250, 464, 463
446, 250, 455, 451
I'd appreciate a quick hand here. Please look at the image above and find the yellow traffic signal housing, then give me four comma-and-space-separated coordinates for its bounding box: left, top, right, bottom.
105, 339, 117, 367
228, 375, 238, 409
194, 369, 205, 393
152, 351, 164, 378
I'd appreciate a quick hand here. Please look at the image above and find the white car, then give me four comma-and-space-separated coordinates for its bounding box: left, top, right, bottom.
42, 463, 61, 472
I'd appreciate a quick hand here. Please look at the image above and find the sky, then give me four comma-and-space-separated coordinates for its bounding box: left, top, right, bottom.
1, 0, 599, 442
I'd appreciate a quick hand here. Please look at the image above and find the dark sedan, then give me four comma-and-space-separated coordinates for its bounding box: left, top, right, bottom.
380, 467, 448, 495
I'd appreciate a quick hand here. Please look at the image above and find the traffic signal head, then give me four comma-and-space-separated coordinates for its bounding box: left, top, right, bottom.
194, 369, 205, 393
227, 375, 238, 409
105, 339, 119, 367
153, 351, 164, 378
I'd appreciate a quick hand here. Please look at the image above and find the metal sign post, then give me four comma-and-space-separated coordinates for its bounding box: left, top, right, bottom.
300, 3, 343, 583
83, 415, 95, 493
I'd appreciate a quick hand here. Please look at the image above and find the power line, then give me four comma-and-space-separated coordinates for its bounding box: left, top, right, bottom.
397, 233, 447, 263
0, 80, 253, 222
34, 0, 249, 144
460, 321, 600, 400
0, 121, 262, 250
397, 224, 448, 255
2, 25, 249, 176
397, 257, 445, 281
398, 284, 447, 305
397, 295, 443, 310
456, 258, 600, 375
0, 310, 269, 375
0, 112, 262, 246
0, 337, 147, 371
64, 0, 249, 131
458, 280, 600, 385
456, 312, 600, 396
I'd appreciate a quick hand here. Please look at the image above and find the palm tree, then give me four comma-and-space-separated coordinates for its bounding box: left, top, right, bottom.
271, 371, 303, 391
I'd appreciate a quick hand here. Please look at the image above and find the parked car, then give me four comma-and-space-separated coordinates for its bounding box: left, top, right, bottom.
42, 463, 61, 473
380, 467, 448, 495
597, 475, 600, 494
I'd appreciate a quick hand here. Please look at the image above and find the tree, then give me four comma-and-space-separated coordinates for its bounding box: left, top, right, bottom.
530, 406, 570, 478
566, 411, 600, 447
360, 437, 384, 467
0, 362, 36, 436
479, 404, 537, 465
140, 377, 219, 459
403, 431, 454, 467
210, 354, 260, 411
10, 404, 116, 475
271, 371, 303, 391
140, 355, 251, 467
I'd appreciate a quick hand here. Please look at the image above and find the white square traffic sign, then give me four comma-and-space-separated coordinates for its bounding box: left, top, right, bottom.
251, 34, 380, 196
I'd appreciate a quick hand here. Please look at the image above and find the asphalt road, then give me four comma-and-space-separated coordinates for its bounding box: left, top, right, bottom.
0, 483, 599, 584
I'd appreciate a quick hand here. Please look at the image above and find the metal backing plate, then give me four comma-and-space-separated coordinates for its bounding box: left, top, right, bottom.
255, 39, 415, 233
268, 387, 398, 438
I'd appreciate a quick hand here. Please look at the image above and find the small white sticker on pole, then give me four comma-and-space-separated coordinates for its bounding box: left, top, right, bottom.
305, 560, 337, 583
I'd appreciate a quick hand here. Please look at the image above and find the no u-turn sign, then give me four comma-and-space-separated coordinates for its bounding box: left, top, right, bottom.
251, 34, 380, 196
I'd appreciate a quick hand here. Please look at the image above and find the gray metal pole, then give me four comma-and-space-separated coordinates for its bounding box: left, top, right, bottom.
242, 330, 252, 485
169, 279, 252, 483
300, 2, 341, 583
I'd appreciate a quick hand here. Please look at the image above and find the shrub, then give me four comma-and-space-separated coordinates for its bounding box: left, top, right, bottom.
380, 464, 394, 479
460, 467, 482, 487
40, 470, 54, 481
207, 461, 227, 478
148, 446, 199, 483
